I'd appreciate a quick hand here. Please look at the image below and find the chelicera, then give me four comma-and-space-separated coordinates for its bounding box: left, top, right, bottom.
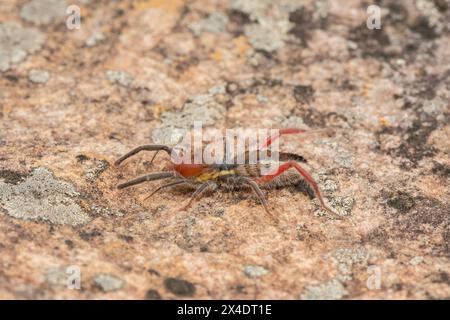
115, 128, 339, 220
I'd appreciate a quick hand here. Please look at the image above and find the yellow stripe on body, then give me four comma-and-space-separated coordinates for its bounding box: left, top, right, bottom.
195, 170, 236, 182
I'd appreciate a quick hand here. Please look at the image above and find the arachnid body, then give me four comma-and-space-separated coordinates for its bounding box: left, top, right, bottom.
115, 128, 338, 220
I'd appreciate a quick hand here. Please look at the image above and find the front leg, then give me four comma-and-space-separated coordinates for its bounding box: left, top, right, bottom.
115, 144, 172, 166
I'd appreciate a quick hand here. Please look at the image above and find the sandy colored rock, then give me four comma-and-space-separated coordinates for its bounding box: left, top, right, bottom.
0, 0, 449, 300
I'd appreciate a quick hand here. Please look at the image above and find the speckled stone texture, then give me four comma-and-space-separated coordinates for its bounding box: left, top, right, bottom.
0, 0, 449, 299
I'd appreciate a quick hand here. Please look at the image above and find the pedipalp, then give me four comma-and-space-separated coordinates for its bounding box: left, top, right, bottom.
115, 144, 172, 166
117, 172, 174, 189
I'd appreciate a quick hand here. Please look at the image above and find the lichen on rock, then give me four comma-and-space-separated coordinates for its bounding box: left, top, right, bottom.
93, 274, 125, 292
0, 167, 89, 226
20, 0, 67, 25
28, 69, 50, 84
188, 12, 229, 36
244, 265, 269, 278
106, 70, 134, 87
230, 0, 271, 20
0, 22, 46, 72
244, 19, 290, 53
152, 91, 226, 145
300, 278, 348, 300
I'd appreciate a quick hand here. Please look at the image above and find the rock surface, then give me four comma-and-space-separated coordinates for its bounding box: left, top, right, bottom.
0, 0, 449, 299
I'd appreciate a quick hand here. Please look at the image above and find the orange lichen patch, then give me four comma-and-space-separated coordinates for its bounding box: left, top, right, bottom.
0, 291, 15, 299
78, 4, 94, 19
242, 94, 259, 106
211, 49, 223, 62
103, 241, 129, 257
115, 1, 131, 15
232, 36, 251, 60
379, 117, 390, 127
361, 82, 372, 97
133, 0, 185, 13
152, 104, 165, 120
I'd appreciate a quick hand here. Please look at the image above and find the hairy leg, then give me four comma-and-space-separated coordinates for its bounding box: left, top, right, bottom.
180, 181, 217, 211
143, 180, 187, 201
237, 177, 269, 212
117, 172, 174, 189
256, 161, 339, 217
238, 177, 279, 223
